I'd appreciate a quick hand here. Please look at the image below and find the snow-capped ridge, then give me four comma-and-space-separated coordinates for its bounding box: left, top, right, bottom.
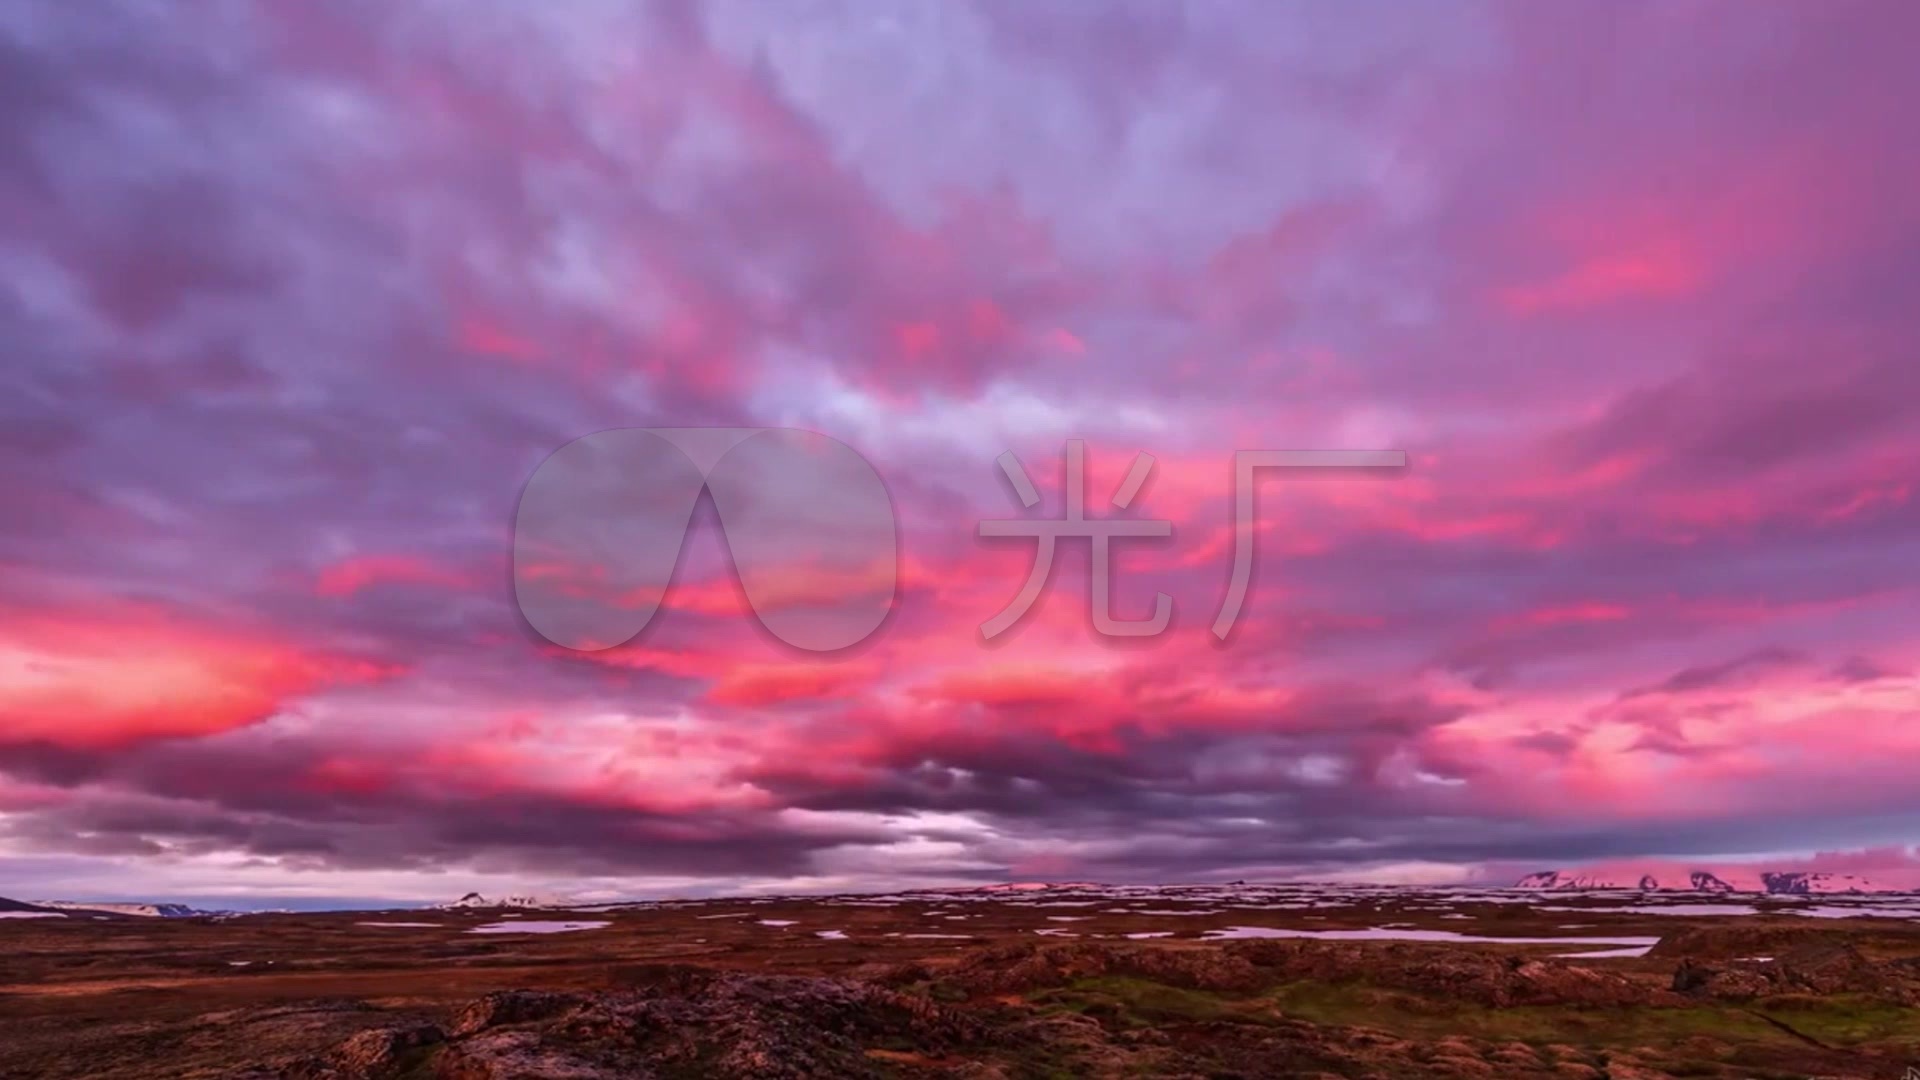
1513, 871, 1640, 890
1690, 872, 1735, 893
1758, 872, 1876, 895
33, 900, 229, 918
1517, 869, 1885, 894
435, 891, 576, 910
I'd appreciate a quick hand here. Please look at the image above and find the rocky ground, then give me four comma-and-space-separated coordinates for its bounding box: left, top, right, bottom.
5, 885, 1920, 1078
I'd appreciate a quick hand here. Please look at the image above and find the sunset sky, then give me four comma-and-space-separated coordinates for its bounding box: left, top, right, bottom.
3, 1, 1919, 907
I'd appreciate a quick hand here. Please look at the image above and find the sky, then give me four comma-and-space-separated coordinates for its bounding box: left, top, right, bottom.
2, 0, 1919, 907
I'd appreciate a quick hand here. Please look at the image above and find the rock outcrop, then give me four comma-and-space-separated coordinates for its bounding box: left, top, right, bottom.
287, 972, 985, 1080
264, 942, 1917, 1080
1670, 942, 1920, 1005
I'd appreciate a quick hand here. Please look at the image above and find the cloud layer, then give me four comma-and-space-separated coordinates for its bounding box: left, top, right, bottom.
2, 0, 1918, 904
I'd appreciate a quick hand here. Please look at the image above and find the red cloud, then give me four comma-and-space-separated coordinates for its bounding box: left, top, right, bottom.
315, 555, 472, 597
1494, 601, 1632, 632
1497, 248, 1703, 314
703, 662, 879, 707
917, 663, 1102, 710
1044, 327, 1086, 356
454, 315, 545, 363
0, 604, 399, 748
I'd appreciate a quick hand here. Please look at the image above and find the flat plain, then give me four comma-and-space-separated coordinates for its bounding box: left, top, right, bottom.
5, 884, 1920, 1079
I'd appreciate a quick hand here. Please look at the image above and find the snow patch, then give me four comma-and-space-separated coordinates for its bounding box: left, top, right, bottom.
1199, 926, 1658, 947
466, 920, 609, 935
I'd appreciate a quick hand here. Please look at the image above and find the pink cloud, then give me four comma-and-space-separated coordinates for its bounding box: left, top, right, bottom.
0, 603, 401, 748
314, 555, 473, 597
1, 0, 1916, 901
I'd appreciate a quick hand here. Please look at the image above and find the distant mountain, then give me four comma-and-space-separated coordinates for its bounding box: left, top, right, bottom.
0, 896, 68, 915
434, 891, 574, 910
1516, 869, 1884, 894
1758, 872, 1876, 895
1512, 871, 1637, 890
33, 900, 230, 918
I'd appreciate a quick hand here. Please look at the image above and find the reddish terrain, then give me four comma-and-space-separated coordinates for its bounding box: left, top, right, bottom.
5, 885, 1920, 1078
